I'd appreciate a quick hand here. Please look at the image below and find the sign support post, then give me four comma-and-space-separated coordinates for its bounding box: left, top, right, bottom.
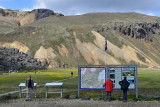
78, 65, 80, 98
136, 65, 138, 99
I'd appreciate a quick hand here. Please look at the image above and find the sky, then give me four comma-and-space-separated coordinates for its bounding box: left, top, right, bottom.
0, 0, 160, 16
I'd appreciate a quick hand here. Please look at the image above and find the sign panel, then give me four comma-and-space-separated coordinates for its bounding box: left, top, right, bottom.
109, 67, 135, 89
109, 67, 122, 89
80, 67, 106, 89
122, 67, 135, 89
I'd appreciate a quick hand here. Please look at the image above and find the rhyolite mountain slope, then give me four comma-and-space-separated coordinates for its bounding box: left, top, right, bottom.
0, 8, 63, 26
0, 9, 160, 70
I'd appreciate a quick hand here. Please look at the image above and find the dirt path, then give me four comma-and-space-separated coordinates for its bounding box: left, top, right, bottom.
1, 98, 160, 107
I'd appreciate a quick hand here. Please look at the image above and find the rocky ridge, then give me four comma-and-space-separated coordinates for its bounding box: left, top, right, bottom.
0, 47, 47, 71
94, 21, 160, 42
0, 8, 64, 26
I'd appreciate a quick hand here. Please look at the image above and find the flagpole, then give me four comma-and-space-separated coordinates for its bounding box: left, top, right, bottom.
105, 50, 106, 65
105, 35, 107, 65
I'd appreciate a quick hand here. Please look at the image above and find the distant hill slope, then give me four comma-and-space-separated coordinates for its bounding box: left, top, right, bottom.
0, 9, 160, 70
0, 8, 64, 26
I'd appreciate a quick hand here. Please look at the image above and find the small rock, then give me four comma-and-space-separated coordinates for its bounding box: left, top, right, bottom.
63, 95, 69, 99
69, 95, 77, 99
0, 94, 10, 100
154, 96, 160, 100
0, 94, 17, 100
119, 97, 123, 100
143, 96, 150, 100
93, 96, 101, 101
81, 96, 90, 100
9, 94, 17, 99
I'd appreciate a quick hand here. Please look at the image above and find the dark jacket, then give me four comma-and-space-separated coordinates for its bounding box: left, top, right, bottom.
26, 79, 34, 88
119, 79, 130, 90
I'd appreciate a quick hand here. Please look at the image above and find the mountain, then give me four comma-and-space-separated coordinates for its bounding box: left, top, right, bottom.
0, 8, 64, 26
0, 9, 160, 70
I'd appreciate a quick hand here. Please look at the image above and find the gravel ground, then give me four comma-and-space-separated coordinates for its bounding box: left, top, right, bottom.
0, 98, 160, 107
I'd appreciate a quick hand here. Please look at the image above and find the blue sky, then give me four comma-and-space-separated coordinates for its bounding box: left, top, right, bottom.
0, 0, 34, 10
0, 0, 160, 16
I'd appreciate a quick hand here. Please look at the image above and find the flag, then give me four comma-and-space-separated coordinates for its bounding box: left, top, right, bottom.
105, 36, 107, 51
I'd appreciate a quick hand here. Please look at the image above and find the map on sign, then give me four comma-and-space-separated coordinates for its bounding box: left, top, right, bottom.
80, 67, 106, 89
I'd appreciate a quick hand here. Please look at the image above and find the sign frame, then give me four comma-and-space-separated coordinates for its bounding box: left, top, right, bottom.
78, 65, 138, 99
80, 67, 106, 90
109, 67, 136, 90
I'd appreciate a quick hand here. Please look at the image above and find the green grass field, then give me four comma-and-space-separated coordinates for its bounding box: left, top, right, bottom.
0, 68, 160, 99
0, 69, 78, 98
138, 68, 160, 88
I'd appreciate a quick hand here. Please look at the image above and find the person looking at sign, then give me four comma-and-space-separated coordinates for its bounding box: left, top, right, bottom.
71, 72, 73, 77
103, 78, 113, 101
119, 77, 130, 102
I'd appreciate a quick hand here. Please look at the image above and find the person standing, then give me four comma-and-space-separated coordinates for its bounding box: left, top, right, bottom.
25, 74, 34, 101
119, 77, 130, 102
71, 72, 73, 77
103, 78, 113, 101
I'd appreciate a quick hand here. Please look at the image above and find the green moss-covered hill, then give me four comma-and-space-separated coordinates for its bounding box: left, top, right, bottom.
0, 9, 160, 69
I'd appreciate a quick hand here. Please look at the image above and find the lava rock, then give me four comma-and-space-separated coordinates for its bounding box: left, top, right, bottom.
32, 9, 64, 20
143, 96, 150, 100
81, 96, 90, 100
93, 96, 101, 101
154, 96, 160, 100
0, 47, 47, 71
69, 95, 77, 99
9, 94, 17, 99
0, 94, 10, 100
0, 94, 17, 100
63, 95, 69, 99
94, 22, 160, 42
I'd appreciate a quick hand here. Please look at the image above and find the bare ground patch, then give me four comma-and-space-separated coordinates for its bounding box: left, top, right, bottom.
0, 98, 160, 107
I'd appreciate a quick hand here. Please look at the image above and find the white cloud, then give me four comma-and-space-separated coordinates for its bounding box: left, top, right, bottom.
134, 11, 155, 16
22, 8, 32, 11
33, 0, 46, 9
22, 0, 46, 11
75, 12, 83, 15
0, 5, 5, 9
147, 13, 155, 16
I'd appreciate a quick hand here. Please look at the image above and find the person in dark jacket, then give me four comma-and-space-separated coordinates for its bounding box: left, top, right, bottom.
103, 78, 113, 101
71, 72, 73, 77
25, 74, 34, 101
119, 77, 130, 102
